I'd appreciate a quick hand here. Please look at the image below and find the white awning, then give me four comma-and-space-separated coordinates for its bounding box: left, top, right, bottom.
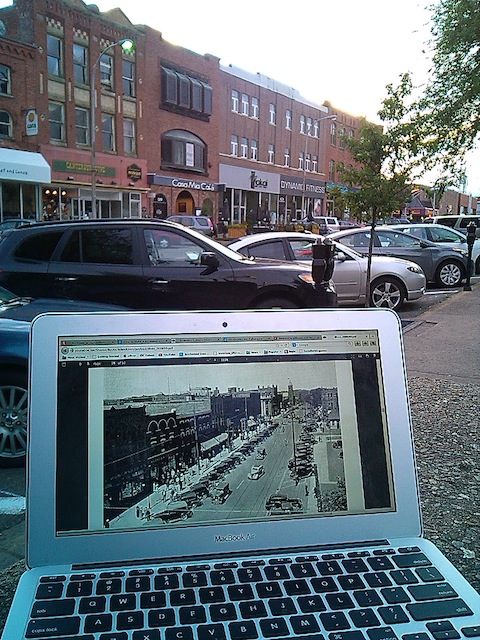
0, 149, 51, 184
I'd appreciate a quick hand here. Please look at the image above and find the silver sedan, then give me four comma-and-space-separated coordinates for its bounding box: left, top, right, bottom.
229, 232, 426, 310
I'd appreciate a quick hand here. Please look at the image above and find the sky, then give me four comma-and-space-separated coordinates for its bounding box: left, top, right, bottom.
2, 0, 480, 193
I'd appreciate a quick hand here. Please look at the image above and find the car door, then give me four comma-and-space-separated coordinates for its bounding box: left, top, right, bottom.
330, 245, 363, 303
48, 226, 145, 307
141, 226, 239, 309
373, 229, 434, 279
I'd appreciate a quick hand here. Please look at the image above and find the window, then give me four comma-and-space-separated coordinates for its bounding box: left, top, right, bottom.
0, 64, 11, 95
123, 118, 136, 155
305, 153, 311, 172
312, 155, 318, 172
161, 67, 213, 119
268, 144, 275, 164
245, 240, 286, 261
313, 120, 319, 137
240, 137, 248, 158
307, 117, 312, 135
339, 127, 346, 149
102, 113, 115, 151
14, 232, 63, 261
75, 107, 89, 145
61, 229, 134, 264
330, 122, 337, 146
250, 139, 258, 160
47, 34, 63, 77
300, 115, 305, 134
0, 111, 12, 138
49, 101, 64, 141
269, 103, 276, 125
122, 60, 135, 97
284, 147, 290, 167
100, 53, 113, 90
144, 229, 203, 266
329, 159, 335, 181
251, 97, 259, 119
241, 93, 249, 115
231, 90, 239, 112
73, 44, 88, 85
161, 130, 206, 173
231, 134, 238, 156
285, 109, 292, 130
299, 151, 304, 170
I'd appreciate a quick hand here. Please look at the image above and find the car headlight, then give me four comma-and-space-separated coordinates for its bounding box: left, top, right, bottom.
407, 265, 423, 274
453, 248, 468, 257
298, 273, 315, 285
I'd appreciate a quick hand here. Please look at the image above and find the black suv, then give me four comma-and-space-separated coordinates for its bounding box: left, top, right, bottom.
0, 220, 336, 309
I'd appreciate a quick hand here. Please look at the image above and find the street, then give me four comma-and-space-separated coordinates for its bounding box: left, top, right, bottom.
0, 276, 478, 572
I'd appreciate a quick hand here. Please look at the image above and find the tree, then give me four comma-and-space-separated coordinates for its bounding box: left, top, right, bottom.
414, 0, 480, 183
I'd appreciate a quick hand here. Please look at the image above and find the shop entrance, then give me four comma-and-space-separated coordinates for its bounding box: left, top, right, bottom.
175, 190, 195, 214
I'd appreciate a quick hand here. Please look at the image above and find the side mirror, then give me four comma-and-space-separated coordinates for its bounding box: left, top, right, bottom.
335, 251, 347, 262
200, 252, 220, 268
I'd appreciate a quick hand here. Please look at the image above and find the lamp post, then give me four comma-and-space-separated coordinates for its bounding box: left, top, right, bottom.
90, 38, 134, 219
300, 114, 337, 220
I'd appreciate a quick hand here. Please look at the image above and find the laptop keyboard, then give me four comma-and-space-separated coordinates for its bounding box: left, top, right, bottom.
25, 545, 479, 640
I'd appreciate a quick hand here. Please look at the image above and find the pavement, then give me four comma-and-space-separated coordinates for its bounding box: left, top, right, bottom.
0, 280, 479, 633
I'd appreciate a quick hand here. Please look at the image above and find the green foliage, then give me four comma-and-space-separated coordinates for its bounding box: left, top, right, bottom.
413, 0, 480, 182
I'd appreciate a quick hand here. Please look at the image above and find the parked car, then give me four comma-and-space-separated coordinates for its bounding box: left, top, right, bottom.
423, 215, 480, 238
328, 226, 470, 288
0, 285, 128, 467
166, 214, 215, 236
300, 216, 339, 233
230, 231, 426, 310
390, 223, 480, 274
0, 217, 35, 240
0, 220, 336, 310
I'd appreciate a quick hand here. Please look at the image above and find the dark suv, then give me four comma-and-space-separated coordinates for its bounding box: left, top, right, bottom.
0, 220, 336, 309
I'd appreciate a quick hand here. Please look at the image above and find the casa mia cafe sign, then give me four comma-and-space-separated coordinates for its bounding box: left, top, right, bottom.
148, 174, 219, 192
219, 165, 325, 196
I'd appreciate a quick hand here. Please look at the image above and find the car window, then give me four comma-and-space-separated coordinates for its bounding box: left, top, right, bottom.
144, 229, 202, 265
376, 230, 421, 247
340, 231, 371, 247
458, 217, 480, 229
195, 218, 209, 227
60, 229, 134, 264
242, 240, 286, 260
14, 231, 64, 261
435, 217, 455, 228
403, 227, 427, 240
289, 240, 314, 260
429, 227, 462, 242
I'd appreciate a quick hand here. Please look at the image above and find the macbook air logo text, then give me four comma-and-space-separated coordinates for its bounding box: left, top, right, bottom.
215, 533, 255, 543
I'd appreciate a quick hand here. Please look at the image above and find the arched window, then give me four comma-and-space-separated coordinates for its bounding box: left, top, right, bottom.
0, 110, 12, 138
161, 130, 206, 174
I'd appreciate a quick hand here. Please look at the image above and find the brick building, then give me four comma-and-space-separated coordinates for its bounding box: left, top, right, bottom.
0, 0, 363, 227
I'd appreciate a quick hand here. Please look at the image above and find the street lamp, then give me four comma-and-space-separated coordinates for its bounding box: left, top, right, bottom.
90, 38, 134, 218
300, 114, 337, 220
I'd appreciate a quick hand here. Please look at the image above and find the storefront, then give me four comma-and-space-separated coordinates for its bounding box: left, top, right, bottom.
147, 174, 224, 221
219, 164, 280, 227
41, 147, 149, 220
0, 148, 51, 221
280, 174, 327, 221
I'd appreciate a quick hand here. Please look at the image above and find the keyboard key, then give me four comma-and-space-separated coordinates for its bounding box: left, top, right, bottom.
427, 621, 461, 640
298, 595, 326, 613
133, 632, 160, 640
84, 613, 113, 633
349, 608, 380, 628
165, 627, 193, 640
66, 580, 93, 597
343, 559, 368, 573
238, 567, 262, 583
365, 572, 392, 588
26, 616, 80, 638
462, 628, 480, 638
197, 624, 227, 640
179, 605, 207, 625
317, 560, 343, 575
199, 587, 226, 603
378, 605, 409, 625
170, 588, 196, 606
183, 571, 208, 587
140, 592, 167, 609
353, 589, 382, 607
268, 597, 297, 616
96, 578, 122, 594
117, 610, 144, 630
126, 576, 151, 592
259, 617, 290, 637
311, 577, 339, 593
256, 582, 282, 598
319, 612, 350, 631
338, 575, 365, 590
211, 569, 235, 584
402, 634, 430, 640
291, 563, 316, 578
284, 579, 311, 595
407, 598, 473, 621
290, 614, 321, 635
408, 583, 457, 601
110, 593, 136, 611
155, 574, 180, 589
79, 596, 106, 613
329, 632, 364, 640
390, 570, 417, 586
148, 608, 176, 627
367, 627, 400, 640
31, 598, 75, 617
416, 567, 444, 583
392, 553, 430, 569
367, 556, 394, 571
228, 584, 255, 601
229, 620, 258, 640
380, 587, 410, 604
35, 582, 64, 599
326, 592, 355, 610
210, 603, 237, 621
239, 600, 268, 619
264, 565, 290, 580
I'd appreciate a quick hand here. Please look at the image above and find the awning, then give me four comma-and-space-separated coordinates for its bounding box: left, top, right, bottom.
0, 149, 51, 184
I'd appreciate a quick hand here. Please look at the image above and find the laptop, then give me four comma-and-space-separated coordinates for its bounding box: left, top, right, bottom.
4, 307, 480, 638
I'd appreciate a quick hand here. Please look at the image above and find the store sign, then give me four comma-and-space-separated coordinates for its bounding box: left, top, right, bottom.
127, 164, 142, 182
26, 109, 38, 136
280, 174, 326, 196
148, 174, 220, 192
219, 164, 280, 193
52, 160, 116, 177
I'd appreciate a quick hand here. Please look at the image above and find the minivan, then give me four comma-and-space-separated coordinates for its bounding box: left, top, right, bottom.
166, 214, 215, 236
424, 215, 480, 238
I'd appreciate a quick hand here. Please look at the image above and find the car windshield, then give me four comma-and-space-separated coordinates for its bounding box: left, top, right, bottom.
0, 286, 17, 303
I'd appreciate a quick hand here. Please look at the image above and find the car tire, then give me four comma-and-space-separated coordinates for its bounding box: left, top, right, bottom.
254, 297, 299, 309
435, 260, 464, 287
0, 369, 28, 467
475, 256, 480, 275
370, 277, 406, 310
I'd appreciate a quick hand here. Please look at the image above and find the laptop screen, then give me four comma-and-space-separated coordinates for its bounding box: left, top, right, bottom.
55, 327, 395, 537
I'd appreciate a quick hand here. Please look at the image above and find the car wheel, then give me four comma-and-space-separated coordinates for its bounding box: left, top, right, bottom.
435, 260, 464, 287
254, 297, 299, 309
370, 277, 406, 310
0, 369, 28, 467
475, 256, 480, 275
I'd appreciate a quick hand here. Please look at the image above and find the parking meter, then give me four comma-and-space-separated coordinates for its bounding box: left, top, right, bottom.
463, 222, 476, 291
312, 239, 338, 307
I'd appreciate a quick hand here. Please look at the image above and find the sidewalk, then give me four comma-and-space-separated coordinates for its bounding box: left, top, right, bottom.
402, 281, 480, 384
